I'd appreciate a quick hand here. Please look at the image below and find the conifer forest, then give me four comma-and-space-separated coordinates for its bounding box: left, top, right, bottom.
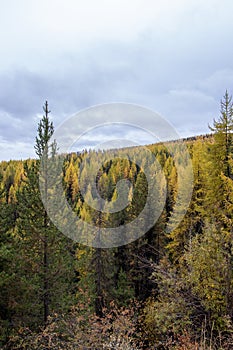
1, 91, 233, 349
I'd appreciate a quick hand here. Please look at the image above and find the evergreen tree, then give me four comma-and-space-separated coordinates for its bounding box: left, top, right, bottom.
207, 92, 233, 316
0, 178, 20, 345
209, 90, 233, 179
16, 102, 76, 329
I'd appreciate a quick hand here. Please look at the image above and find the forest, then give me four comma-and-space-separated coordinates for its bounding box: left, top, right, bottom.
0, 91, 233, 349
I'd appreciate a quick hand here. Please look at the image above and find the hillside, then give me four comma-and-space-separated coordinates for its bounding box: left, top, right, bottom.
0, 94, 233, 349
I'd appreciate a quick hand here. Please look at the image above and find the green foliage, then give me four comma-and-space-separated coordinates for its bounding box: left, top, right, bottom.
142, 258, 193, 347
1, 92, 233, 348
184, 224, 233, 325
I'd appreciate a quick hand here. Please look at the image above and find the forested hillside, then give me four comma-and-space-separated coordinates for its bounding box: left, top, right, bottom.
0, 92, 233, 349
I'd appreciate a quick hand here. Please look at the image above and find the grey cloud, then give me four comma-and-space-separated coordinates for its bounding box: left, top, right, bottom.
1, 0, 233, 160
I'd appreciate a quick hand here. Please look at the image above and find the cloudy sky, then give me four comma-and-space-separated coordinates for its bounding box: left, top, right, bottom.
1, 0, 233, 160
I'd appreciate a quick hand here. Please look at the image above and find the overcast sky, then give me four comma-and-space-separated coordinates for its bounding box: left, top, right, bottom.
1, 0, 233, 160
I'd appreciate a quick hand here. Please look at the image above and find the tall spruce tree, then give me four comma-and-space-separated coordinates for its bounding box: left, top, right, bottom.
16, 102, 76, 329
209, 90, 233, 180
207, 91, 233, 318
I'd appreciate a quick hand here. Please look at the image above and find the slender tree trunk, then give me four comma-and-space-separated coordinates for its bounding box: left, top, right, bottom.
43, 232, 49, 326
94, 210, 104, 318
43, 101, 50, 326
95, 246, 104, 318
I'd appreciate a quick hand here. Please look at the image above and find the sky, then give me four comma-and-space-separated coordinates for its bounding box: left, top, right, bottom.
1, 0, 233, 160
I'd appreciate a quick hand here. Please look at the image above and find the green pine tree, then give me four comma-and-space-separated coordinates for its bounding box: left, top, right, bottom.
16, 102, 76, 329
